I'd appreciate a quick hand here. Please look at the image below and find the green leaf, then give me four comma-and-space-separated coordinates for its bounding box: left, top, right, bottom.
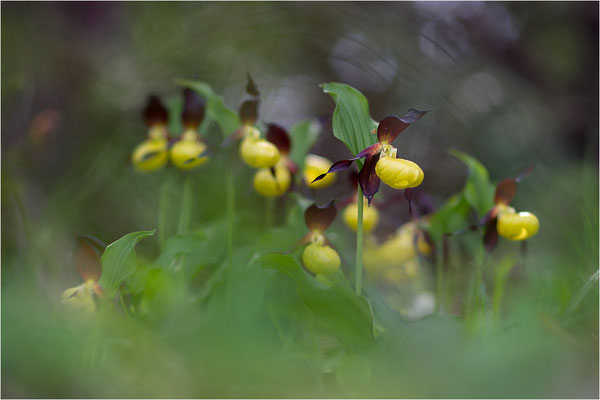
321, 82, 378, 158
177, 79, 241, 137
449, 149, 495, 218
288, 120, 321, 172
98, 230, 156, 296
428, 193, 471, 241
260, 253, 374, 352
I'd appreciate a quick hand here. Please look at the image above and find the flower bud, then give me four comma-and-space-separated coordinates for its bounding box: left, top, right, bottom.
343, 199, 379, 232
302, 242, 341, 276
60, 280, 97, 314
253, 161, 291, 197
170, 137, 209, 170
240, 133, 280, 169
304, 154, 336, 189
375, 146, 423, 190
131, 138, 168, 172
497, 208, 539, 241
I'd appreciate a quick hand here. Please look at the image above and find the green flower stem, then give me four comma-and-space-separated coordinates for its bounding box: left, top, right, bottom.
226, 168, 235, 313
158, 176, 171, 248
355, 188, 364, 296
176, 174, 194, 235
435, 241, 445, 313
492, 257, 517, 322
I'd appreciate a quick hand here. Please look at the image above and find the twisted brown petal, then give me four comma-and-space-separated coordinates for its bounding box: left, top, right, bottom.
515, 163, 535, 183
304, 201, 337, 232
377, 109, 429, 143
311, 142, 383, 183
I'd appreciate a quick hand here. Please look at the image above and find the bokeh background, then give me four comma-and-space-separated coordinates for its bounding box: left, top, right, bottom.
2, 2, 598, 398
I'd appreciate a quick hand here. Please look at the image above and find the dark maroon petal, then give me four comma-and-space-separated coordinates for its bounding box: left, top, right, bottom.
143, 95, 168, 127
74, 234, 105, 282
239, 99, 258, 125
515, 163, 535, 183
311, 143, 383, 184
304, 201, 337, 232
266, 123, 291, 154
377, 109, 429, 143
494, 178, 517, 205
483, 216, 499, 252
311, 159, 354, 183
404, 188, 414, 216
181, 88, 205, 128
358, 153, 381, 206
246, 73, 260, 97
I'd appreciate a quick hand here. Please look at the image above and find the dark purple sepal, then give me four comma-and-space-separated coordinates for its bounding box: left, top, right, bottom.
181, 88, 205, 128
304, 201, 337, 232
266, 123, 291, 154
239, 99, 258, 125
494, 178, 517, 205
376, 109, 429, 143
143, 95, 168, 127
358, 153, 381, 206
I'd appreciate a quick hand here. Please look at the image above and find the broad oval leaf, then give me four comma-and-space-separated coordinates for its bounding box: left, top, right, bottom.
98, 229, 156, 296
321, 82, 378, 158
260, 253, 374, 352
449, 149, 495, 219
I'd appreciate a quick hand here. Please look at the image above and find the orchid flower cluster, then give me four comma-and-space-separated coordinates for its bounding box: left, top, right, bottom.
131, 89, 209, 173
123, 79, 542, 301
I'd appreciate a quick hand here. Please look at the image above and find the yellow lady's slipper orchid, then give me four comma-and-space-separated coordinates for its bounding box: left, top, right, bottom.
132, 137, 169, 172
302, 241, 341, 276
496, 206, 539, 241
301, 203, 341, 276
375, 145, 423, 190
304, 154, 336, 189
253, 160, 291, 197
343, 198, 379, 232
311, 110, 428, 204
239, 126, 280, 168
170, 130, 209, 170
60, 279, 98, 314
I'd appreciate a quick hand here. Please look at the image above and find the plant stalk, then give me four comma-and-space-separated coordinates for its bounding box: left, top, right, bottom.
226, 168, 235, 312
355, 188, 364, 296
176, 174, 194, 235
